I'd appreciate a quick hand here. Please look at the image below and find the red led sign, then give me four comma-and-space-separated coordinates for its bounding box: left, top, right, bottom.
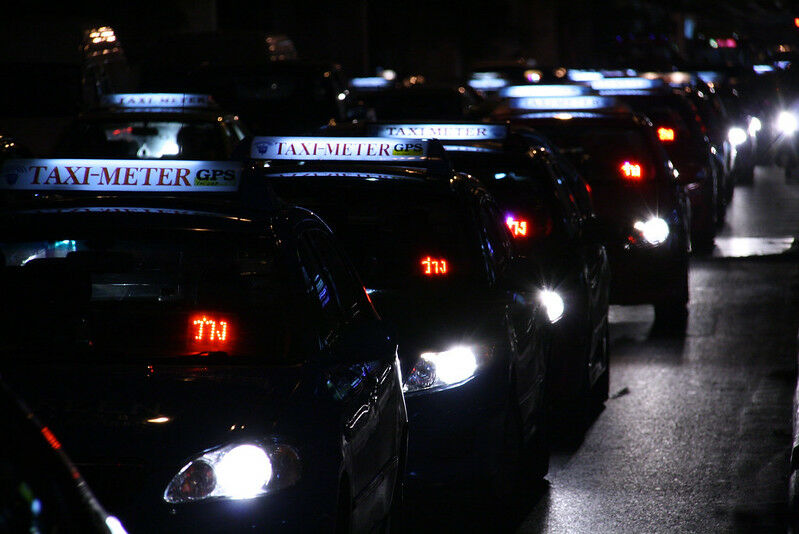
421, 256, 448, 276
620, 161, 643, 180
190, 314, 231, 349
657, 127, 675, 142
505, 216, 529, 238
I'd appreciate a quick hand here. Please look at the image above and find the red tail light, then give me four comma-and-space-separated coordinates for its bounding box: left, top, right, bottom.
421, 256, 448, 276
620, 161, 643, 180
505, 215, 529, 238
657, 127, 675, 142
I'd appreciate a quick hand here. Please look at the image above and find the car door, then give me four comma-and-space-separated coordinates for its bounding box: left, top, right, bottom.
548, 156, 609, 356
297, 226, 401, 529
476, 195, 546, 432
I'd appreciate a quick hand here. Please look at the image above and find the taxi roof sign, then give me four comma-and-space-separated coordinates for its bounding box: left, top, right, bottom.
500, 84, 589, 98
349, 77, 393, 90
508, 95, 617, 111
367, 124, 508, 140
250, 137, 437, 161
100, 93, 216, 109
0, 159, 241, 192
589, 77, 664, 91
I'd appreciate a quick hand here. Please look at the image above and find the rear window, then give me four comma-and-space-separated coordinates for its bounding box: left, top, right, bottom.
57, 120, 226, 160
531, 124, 658, 184
0, 217, 310, 362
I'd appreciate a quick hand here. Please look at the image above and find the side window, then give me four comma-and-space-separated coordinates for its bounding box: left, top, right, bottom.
306, 230, 363, 319
297, 229, 362, 340
225, 118, 247, 141
478, 198, 512, 272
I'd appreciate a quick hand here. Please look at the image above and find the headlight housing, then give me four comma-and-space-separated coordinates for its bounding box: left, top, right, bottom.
777, 111, 798, 135
633, 217, 670, 246
164, 441, 301, 503
404, 345, 491, 394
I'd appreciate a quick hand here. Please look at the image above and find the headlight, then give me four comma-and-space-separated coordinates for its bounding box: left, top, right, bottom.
728, 126, 747, 147
633, 217, 670, 245
748, 116, 762, 136
404, 345, 490, 393
539, 289, 564, 323
164, 441, 300, 503
777, 111, 798, 135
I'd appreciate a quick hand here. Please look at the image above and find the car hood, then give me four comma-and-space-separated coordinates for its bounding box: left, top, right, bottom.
368, 287, 507, 370
0, 362, 312, 470
589, 180, 671, 229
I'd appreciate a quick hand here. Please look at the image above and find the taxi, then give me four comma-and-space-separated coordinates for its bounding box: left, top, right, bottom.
0, 157, 407, 532
585, 77, 725, 251
245, 136, 554, 495
53, 93, 248, 160
508, 110, 691, 322
366, 122, 611, 434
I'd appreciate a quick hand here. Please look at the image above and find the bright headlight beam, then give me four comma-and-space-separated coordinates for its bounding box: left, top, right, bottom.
634, 217, 670, 245
777, 111, 798, 135
728, 127, 747, 147
215, 444, 273, 500
539, 290, 564, 323
748, 116, 762, 136
420, 347, 478, 385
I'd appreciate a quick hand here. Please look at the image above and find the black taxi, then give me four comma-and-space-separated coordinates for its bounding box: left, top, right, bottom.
366, 122, 611, 434
510, 111, 691, 322
0, 157, 406, 532
53, 93, 248, 160
245, 136, 553, 496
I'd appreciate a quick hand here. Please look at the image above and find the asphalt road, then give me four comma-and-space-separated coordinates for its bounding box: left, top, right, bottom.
405, 166, 799, 533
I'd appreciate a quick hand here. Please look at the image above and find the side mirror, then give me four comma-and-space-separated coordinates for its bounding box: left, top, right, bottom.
332, 320, 396, 365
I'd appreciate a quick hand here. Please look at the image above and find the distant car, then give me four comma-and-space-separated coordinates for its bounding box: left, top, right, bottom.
365, 121, 611, 434
247, 136, 553, 496
0, 380, 127, 533
585, 77, 723, 251
139, 33, 354, 134
0, 157, 407, 532
510, 111, 691, 322
355, 83, 492, 121
53, 93, 248, 160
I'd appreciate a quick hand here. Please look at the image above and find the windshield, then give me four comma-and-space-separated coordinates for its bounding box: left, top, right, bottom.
0, 216, 309, 362
528, 124, 660, 184
56, 119, 226, 159
268, 177, 480, 290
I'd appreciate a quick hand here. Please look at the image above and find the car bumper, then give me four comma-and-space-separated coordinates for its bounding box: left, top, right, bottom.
404, 372, 506, 485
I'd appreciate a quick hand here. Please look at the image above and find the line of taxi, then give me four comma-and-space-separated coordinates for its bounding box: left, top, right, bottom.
0, 64, 749, 531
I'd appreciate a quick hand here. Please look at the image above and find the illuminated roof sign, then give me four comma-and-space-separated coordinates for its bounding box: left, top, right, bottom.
0, 159, 241, 192
250, 137, 434, 161
367, 124, 508, 140
101, 93, 215, 109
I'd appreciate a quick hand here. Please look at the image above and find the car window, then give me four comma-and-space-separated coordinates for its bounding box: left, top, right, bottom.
0, 217, 311, 362
57, 120, 226, 159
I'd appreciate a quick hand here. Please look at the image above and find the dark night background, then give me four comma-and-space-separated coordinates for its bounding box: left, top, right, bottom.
5, 0, 799, 80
